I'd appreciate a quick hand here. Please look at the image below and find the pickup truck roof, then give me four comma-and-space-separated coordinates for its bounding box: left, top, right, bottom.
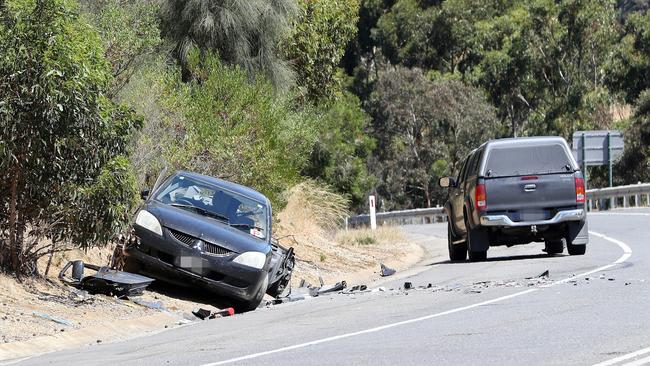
477, 136, 580, 177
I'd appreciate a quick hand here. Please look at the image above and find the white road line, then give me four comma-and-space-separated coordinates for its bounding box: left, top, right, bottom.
589, 213, 650, 216
202, 231, 633, 366
622, 355, 650, 366
592, 347, 650, 366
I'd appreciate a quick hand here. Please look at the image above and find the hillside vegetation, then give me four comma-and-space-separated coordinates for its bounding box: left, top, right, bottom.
1, 0, 648, 274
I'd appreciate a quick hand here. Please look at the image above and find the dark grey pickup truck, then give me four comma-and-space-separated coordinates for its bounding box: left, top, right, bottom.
439, 137, 588, 261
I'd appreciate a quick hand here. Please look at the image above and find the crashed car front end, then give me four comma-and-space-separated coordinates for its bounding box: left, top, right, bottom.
127, 219, 270, 302
122, 171, 289, 307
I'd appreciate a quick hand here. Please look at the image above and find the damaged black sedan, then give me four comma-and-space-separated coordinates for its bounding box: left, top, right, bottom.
123, 171, 294, 311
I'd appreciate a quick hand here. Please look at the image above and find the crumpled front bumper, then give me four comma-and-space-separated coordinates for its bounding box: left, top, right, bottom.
125, 226, 268, 301
479, 209, 585, 227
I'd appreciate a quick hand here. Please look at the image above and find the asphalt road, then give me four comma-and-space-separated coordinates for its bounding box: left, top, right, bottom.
13, 209, 650, 366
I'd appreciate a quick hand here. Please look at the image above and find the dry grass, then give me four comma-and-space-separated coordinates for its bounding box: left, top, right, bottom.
275, 181, 417, 285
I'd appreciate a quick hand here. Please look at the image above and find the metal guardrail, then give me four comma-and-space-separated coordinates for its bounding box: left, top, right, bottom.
347, 207, 446, 228
587, 183, 650, 210
347, 182, 650, 228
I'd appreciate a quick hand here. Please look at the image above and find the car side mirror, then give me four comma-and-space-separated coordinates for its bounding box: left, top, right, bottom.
439, 177, 455, 188
140, 189, 150, 200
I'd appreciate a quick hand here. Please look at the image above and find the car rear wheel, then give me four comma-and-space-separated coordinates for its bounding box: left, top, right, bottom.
465, 217, 488, 262
544, 239, 564, 255
448, 222, 467, 262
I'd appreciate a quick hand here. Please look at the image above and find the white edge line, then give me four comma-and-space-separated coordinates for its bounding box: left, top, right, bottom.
595, 349, 650, 366
589, 213, 650, 216
202, 230, 633, 366
621, 354, 650, 366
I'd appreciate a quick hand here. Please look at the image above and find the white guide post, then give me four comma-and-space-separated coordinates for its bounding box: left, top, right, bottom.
369, 195, 377, 230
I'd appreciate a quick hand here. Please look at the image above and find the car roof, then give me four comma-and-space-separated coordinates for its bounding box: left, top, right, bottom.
172, 171, 271, 206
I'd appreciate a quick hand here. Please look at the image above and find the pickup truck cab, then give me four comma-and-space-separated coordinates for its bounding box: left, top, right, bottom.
439, 137, 588, 261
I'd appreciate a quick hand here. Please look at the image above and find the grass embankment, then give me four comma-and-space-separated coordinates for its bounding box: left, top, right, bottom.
275, 181, 422, 286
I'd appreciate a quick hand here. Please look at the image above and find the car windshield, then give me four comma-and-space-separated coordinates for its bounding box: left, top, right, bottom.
484, 143, 574, 177
154, 175, 269, 240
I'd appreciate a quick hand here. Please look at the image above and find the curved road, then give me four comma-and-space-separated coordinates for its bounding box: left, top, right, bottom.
14, 210, 650, 365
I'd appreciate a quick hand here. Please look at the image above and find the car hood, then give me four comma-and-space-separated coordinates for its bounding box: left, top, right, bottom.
144, 201, 270, 255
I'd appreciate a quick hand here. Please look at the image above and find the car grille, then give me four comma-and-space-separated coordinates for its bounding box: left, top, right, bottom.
168, 228, 233, 256
169, 229, 195, 246
204, 242, 232, 256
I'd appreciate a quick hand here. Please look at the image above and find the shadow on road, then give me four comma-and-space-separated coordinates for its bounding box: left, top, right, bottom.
147, 281, 235, 309
425, 253, 567, 267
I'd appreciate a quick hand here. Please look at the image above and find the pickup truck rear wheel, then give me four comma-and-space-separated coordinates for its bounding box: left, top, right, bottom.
465, 218, 489, 262
448, 222, 467, 262
567, 242, 586, 255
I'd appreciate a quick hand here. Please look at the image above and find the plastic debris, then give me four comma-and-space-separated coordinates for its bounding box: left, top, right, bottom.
538, 270, 550, 278
32, 311, 73, 326
318, 281, 347, 295
404, 282, 413, 290
192, 307, 235, 320
59, 260, 154, 298
380, 263, 396, 277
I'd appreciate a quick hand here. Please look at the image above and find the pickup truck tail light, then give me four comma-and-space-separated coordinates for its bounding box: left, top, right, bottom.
575, 177, 585, 203
475, 183, 487, 211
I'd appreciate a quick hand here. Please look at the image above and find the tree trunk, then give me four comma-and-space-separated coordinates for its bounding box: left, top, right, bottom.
44, 240, 56, 278
8, 171, 20, 273
423, 183, 431, 208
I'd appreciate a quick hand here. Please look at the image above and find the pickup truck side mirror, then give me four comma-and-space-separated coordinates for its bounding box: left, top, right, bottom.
439, 177, 456, 188
140, 189, 150, 200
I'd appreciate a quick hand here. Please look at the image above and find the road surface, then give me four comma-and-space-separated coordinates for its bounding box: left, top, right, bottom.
11, 210, 650, 365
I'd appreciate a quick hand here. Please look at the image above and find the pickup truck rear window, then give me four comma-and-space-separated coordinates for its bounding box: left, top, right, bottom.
484, 144, 573, 177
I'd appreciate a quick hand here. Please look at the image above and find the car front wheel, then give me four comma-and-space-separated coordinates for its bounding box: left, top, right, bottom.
235, 274, 269, 313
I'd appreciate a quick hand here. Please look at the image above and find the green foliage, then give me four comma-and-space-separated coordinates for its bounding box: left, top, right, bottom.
608, 10, 650, 103
617, 89, 650, 183
285, 0, 360, 102
161, 53, 317, 209
304, 92, 376, 211
161, 0, 297, 88
80, 0, 162, 96
0, 0, 141, 275
370, 66, 499, 209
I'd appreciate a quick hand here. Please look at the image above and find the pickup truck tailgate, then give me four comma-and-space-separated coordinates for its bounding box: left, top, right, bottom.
484, 173, 577, 222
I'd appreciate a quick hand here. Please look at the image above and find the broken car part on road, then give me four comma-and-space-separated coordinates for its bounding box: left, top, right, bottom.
59, 260, 154, 298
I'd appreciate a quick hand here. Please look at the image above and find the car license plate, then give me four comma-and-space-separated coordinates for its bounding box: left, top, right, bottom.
521, 212, 546, 221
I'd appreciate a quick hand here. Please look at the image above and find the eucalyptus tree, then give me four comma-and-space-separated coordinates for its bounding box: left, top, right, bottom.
161, 0, 297, 88
0, 0, 141, 275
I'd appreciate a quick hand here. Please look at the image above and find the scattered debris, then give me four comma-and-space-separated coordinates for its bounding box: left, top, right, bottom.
192, 308, 235, 320
404, 282, 413, 290
131, 298, 166, 311
538, 270, 550, 278
32, 311, 73, 326
317, 281, 347, 295
380, 263, 396, 277
59, 260, 154, 298
269, 293, 311, 305
371, 287, 386, 293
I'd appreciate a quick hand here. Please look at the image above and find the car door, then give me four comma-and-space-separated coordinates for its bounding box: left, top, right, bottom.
452, 155, 470, 233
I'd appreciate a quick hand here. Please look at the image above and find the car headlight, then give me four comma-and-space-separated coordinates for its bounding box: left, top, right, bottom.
135, 209, 163, 236
232, 251, 267, 269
